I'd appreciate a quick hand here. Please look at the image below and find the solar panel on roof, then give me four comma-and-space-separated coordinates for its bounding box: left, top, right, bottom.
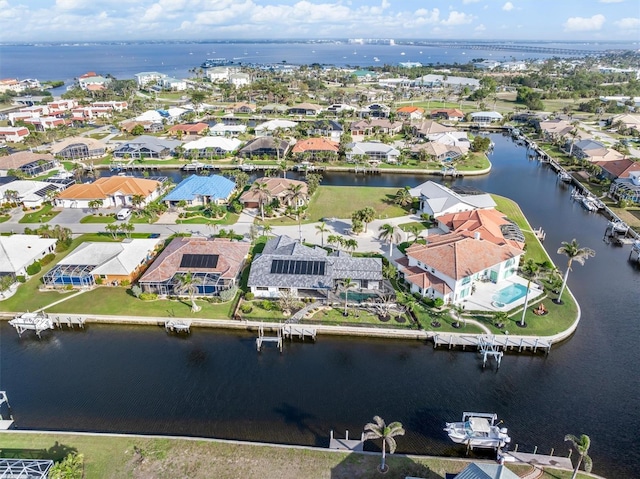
269, 259, 326, 276
180, 254, 219, 269
34, 184, 59, 198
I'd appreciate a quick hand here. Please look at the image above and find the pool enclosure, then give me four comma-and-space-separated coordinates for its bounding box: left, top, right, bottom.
42, 264, 96, 288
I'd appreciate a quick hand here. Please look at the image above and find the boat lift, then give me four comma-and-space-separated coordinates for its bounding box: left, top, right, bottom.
0, 391, 14, 430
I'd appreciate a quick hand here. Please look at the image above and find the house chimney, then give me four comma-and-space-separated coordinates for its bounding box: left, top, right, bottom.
474, 232, 481, 240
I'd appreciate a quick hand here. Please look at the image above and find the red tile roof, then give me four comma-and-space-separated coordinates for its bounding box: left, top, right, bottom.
397, 106, 425, 113
437, 209, 525, 249
240, 177, 308, 203
168, 123, 209, 134
396, 257, 452, 295
291, 138, 339, 153
57, 176, 160, 200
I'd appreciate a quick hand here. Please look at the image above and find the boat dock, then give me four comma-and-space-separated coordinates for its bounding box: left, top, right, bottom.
256, 323, 283, 352
433, 334, 552, 354
328, 430, 364, 451
0, 391, 14, 430
165, 319, 192, 333
8, 312, 55, 337
282, 324, 317, 341
502, 450, 573, 470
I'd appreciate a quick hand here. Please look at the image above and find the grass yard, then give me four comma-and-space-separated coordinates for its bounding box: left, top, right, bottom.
79, 214, 116, 224
308, 186, 407, 221
176, 212, 239, 225
18, 204, 60, 223
47, 286, 236, 319
414, 308, 486, 334
397, 221, 430, 233
0, 215, 10, 223
306, 307, 416, 329
0, 431, 586, 479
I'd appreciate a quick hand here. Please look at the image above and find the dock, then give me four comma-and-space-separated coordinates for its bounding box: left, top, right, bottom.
165, 319, 192, 333
433, 334, 552, 354
502, 451, 573, 470
256, 323, 282, 352
282, 324, 317, 341
0, 391, 14, 430
329, 430, 364, 451
8, 312, 54, 337
51, 314, 86, 329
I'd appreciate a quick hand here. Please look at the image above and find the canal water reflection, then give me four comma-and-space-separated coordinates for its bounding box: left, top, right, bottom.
2, 134, 638, 477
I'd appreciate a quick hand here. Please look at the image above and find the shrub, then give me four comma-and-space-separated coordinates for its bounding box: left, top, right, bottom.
139, 292, 158, 301
240, 304, 253, 314
231, 201, 243, 214
95, 277, 103, 285
219, 285, 238, 302
412, 292, 422, 301
245, 292, 255, 301
16, 275, 26, 283
131, 285, 142, 298
433, 298, 444, 308
120, 279, 130, 287
40, 253, 55, 266
26, 261, 41, 275
260, 300, 274, 311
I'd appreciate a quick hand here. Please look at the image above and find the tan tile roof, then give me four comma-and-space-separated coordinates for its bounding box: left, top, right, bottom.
396, 257, 452, 295
57, 176, 160, 200
240, 177, 308, 203
139, 237, 250, 282
437, 209, 524, 249
291, 138, 339, 153
406, 234, 522, 280
168, 123, 209, 134
431, 108, 464, 117
0, 151, 55, 170
596, 158, 640, 178
50, 136, 106, 154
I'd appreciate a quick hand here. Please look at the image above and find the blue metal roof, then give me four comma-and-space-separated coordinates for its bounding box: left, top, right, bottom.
163, 175, 236, 202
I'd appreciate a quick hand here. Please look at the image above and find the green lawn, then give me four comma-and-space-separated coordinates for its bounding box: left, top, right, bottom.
397, 221, 430, 233
176, 212, 239, 225
47, 286, 236, 319
414, 308, 486, 334
18, 204, 60, 224
79, 214, 116, 224
306, 306, 416, 329
0, 215, 10, 223
0, 431, 587, 479
311, 186, 409, 222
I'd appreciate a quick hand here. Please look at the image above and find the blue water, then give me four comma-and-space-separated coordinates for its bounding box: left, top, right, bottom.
493, 283, 528, 305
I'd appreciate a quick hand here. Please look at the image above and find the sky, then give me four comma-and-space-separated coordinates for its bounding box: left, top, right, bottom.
0, 0, 638, 43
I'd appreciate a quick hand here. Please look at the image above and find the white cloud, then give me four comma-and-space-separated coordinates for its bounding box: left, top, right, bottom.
599, 0, 623, 3
441, 11, 473, 26
615, 17, 640, 29
563, 14, 606, 31
502, 2, 514, 11
474, 23, 486, 31
462, 0, 480, 4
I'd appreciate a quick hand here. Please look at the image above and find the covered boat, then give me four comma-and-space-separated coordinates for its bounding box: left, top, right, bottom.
444, 412, 511, 450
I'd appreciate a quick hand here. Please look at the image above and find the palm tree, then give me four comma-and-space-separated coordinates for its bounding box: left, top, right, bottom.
407, 224, 423, 243
315, 221, 329, 247
556, 239, 595, 303
360, 206, 376, 233
565, 434, 593, 479
338, 278, 357, 316
261, 223, 273, 237
344, 238, 358, 253
363, 416, 405, 473
378, 223, 401, 257
131, 194, 145, 214
394, 187, 412, 207
251, 180, 271, 221
327, 234, 341, 251
519, 259, 547, 327
176, 271, 202, 313
450, 303, 466, 328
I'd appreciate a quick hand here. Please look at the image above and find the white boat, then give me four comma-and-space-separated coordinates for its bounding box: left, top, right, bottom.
581, 196, 598, 212
9, 312, 54, 337
373, 57, 380, 62
557, 171, 572, 183
608, 220, 629, 234
444, 412, 510, 450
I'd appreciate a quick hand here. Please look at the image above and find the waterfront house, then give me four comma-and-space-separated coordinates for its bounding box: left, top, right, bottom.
0, 234, 57, 280
287, 102, 323, 116
410, 142, 467, 162
306, 120, 343, 141
326, 103, 357, 115
0, 78, 23, 93
396, 106, 425, 121
119, 120, 164, 134
396, 231, 523, 304
50, 137, 107, 160
55, 176, 161, 209
359, 103, 390, 118
160, 77, 187, 91
452, 463, 520, 479
91, 100, 128, 112
608, 113, 640, 132
240, 178, 308, 209
412, 74, 480, 91
437, 208, 526, 250
0, 180, 67, 208
409, 181, 496, 218
247, 235, 383, 299
209, 123, 247, 137
112, 135, 182, 160
228, 73, 250, 87
182, 137, 242, 158
429, 132, 471, 149
595, 158, 640, 181
0, 151, 58, 177
205, 67, 231, 82
610, 170, 640, 204
43, 238, 163, 289
77, 72, 110, 91
163, 174, 235, 207
259, 103, 289, 115
229, 102, 257, 114
168, 123, 209, 137
346, 141, 400, 163
134, 72, 167, 88
474, 60, 501, 70
469, 111, 503, 125
254, 119, 298, 137
238, 137, 290, 159
291, 138, 339, 161
538, 119, 574, 142
24, 116, 66, 131
430, 108, 465, 121
0, 126, 29, 143
138, 237, 250, 297
411, 119, 454, 139
350, 119, 403, 137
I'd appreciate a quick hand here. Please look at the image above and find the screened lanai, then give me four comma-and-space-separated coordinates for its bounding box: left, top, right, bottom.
43, 264, 96, 288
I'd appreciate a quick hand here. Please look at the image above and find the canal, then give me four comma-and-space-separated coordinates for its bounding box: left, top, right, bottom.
2, 133, 638, 477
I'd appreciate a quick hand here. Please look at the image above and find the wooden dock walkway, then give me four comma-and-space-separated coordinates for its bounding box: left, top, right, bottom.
256, 323, 282, 352
282, 324, 317, 341
328, 430, 364, 451
503, 451, 573, 470
433, 334, 552, 354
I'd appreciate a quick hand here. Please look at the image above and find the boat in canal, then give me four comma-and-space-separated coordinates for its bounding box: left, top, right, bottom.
444, 412, 511, 450
557, 170, 572, 183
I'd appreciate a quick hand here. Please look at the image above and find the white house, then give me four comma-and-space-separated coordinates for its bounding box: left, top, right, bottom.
409, 181, 496, 218
346, 141, 400, 163
161, 77, 187, 91
397, 232, 523, 304
469, 111, 503, 125
229, 73, 250, 87
0, 127, 29, 143
135, 72, 167, 88
182, 137, 242, 157
254, 119, 298, 137
0, 234, 57, 280
0, 180, 65, 208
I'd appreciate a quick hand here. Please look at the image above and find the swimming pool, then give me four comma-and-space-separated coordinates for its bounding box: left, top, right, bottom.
493, 283, 528, 305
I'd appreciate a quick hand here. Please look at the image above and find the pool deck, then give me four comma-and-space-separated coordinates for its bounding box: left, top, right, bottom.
461, 277, 544, 313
